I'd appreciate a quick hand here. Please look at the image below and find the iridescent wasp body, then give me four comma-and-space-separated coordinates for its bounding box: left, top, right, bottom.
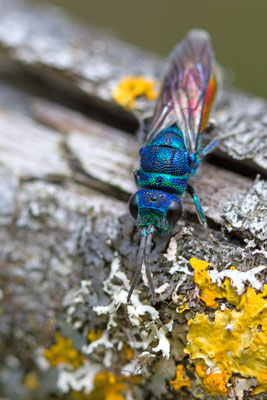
128, 30, 218, 304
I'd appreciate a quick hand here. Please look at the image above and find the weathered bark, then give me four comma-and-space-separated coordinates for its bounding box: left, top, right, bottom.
0, 1, 266, 400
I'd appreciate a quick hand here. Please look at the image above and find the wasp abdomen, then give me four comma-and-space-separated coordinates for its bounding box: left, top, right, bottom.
138, 127, 193, 194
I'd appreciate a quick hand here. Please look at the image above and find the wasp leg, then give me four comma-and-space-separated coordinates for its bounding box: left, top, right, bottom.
137, 114, 153, 142
201, 119, 219, 155
186, 184, 217, 244
202, 128, 239, 156
134, 170, 140, 186
201, 137, 220, 156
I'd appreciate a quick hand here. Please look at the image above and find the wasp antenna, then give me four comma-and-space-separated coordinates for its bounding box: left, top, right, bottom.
144, 226, 156, 305
127, 228, 147, 303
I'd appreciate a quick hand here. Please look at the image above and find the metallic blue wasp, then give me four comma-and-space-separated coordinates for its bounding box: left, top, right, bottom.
128, 29, 218, 305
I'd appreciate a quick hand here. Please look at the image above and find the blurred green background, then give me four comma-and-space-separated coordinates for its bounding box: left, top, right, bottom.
34, 0, 266, 98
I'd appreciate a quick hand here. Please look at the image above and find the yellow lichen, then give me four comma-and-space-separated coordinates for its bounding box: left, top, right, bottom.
112, 76, 156, 110
91, 372, 126, 400
71, 391, 89, 400
190, 258, 240, 308
175, 294, 189, 313
184, 286, 267, 395
177, 302, 189, 313
73, 371, 141, 400
262, 284, 267, 297
23, 372, 40, 391
44, 332, 85, 370
88, 329, 102, 342
203, 372, 228, 396
195, 359, 207, 378
220, 278, 240, 306
170, 365, 191, 391
121, 343, 133, 361
190, 258, 223, 308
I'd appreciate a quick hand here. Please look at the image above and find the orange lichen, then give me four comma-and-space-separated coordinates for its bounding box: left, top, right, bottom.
170, 365, 191, 391
203, 372, 228, 396
88, 329, 102, 342
184, 286, 267, 395
112, 76, 156, 110
44, 332, 85, 370
190, 258, 240, 308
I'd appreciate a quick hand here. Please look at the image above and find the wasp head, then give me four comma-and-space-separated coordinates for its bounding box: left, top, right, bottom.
129, 189, 182, 235
127, 189, 182, 304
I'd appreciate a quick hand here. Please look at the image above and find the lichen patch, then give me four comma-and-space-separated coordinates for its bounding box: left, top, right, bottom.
112, 76, 156, 110
184, 285, 267, 395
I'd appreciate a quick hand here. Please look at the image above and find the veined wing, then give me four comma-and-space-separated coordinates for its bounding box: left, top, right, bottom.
145, 29, 217, 154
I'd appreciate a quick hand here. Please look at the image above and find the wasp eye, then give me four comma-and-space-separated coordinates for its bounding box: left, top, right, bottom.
166, 200, 182, 225
129, 193, 138, 219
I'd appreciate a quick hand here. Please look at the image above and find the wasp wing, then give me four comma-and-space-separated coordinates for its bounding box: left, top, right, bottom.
145, 29, 217, 154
